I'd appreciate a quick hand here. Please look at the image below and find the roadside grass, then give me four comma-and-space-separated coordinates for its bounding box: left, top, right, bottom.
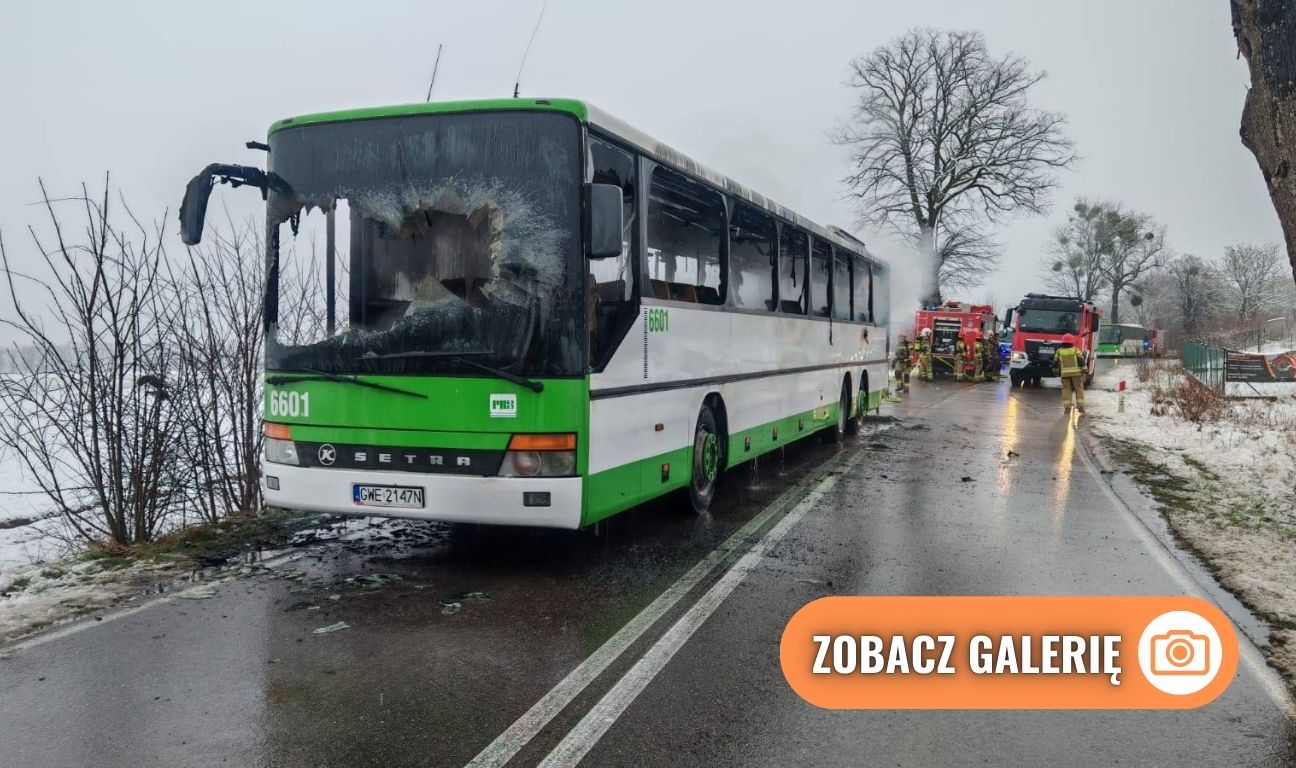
71, 508, 335, 573
1, 507, 343, 642
1090, 366, 1296, 687
1108, 439, 1295, 630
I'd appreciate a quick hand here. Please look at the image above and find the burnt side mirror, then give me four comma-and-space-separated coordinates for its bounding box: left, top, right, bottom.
585, 183, 624, 259
179, 163, 271, 246
179, 169, 217, 246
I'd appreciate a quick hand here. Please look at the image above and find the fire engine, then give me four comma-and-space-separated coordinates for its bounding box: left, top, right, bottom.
912, 301, 999, 379
1004, 294, 1101, 387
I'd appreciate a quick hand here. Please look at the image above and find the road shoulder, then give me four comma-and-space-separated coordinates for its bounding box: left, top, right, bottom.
1084, 361, 1296, 690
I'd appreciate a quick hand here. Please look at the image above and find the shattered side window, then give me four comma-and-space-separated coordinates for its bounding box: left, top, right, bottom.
810, 238, 831, 318
729, 203, 776, 311
853, 256, 873, 323
264, 111, 582, 377
777, 225, 808, 315
832, 250, 852, 321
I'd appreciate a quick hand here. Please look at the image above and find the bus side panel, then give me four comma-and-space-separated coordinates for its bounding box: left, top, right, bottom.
584, 304, 886, 526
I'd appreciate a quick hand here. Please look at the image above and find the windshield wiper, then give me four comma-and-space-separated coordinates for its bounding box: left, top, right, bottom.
265, 369, 428, 399
362, 351, 544, 393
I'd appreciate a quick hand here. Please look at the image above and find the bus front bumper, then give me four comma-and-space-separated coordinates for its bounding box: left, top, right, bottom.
261, 464, 583, 529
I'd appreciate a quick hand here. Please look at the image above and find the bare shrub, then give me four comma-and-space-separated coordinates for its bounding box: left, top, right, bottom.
0, 179, 182, 546
1150, 370, 1225, 424
166, 217, 265, 524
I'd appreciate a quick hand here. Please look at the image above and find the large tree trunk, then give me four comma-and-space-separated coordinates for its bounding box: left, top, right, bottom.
1109, 287, 1121, 324
1232, 0, 1296, 284
919, 224, 942, 306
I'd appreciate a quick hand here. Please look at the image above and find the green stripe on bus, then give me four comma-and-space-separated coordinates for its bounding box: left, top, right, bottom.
268, 98, 589, 135
582, 392, 884, 527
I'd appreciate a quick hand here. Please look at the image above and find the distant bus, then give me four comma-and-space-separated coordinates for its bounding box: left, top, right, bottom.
179, 98, 890, 528
1098, 323, 1161, 357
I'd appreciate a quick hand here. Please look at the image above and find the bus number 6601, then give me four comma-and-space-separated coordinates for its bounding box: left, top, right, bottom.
268, 390, 310, 418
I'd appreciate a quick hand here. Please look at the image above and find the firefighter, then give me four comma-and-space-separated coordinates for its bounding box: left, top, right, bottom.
1055, 334, 1086, 412
981, 328, 1000, 382
893, 333, 913, 392
953, 336, 968, 382
918, 328, 934, 381
972, 335, 985, 382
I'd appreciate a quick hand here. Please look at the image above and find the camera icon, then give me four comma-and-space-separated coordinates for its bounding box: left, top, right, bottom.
1138, 610, 1224, 695
1149, 630, 1210, 675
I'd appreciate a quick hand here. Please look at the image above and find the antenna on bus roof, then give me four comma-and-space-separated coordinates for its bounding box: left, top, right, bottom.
512, 0, 550, 98
425, 43, 444, 102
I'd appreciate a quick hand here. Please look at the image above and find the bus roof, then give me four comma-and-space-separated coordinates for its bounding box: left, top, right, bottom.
269, 98, 886, 270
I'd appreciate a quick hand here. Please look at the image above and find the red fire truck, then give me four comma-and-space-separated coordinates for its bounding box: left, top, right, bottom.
912, 301, 1000, 379
1004, 293, 1101, 387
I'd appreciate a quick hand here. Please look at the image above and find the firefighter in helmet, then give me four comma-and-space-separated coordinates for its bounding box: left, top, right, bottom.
918, 328, 934, 381
981, 328, 1000, 382
1055, 334, 1086, 412
953, 336, 968, 382
893, 333, 913, 392
971, 334, 986, 382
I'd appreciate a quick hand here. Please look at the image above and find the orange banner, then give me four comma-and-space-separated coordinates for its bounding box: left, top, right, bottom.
780, 596, 1237, 709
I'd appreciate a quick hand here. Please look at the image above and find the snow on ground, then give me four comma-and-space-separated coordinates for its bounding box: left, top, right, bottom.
0, 443, 72, 581
1086, 361, 1296, 679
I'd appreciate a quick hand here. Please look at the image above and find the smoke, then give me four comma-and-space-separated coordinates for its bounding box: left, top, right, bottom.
888, 232, 939, 339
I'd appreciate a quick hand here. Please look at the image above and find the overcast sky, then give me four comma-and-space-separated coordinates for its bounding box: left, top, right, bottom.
0, 0, 1281, 328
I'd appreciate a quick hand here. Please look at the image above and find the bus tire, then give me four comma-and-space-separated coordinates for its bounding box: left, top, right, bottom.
688, 405, 720, 514
1010, 370, 1023, 387
1084, 373, 1094, 388
846, 373, 861, 435
824, 379, 849, 443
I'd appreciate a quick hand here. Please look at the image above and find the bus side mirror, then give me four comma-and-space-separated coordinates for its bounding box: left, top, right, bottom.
179, 170, 217, 246
585, 183, 624, 259
1004, 307, 1015, 327
1090, 313, 1100, 332
179, 163, 270, 246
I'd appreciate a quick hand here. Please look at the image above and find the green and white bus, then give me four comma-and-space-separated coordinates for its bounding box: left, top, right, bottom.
179, 98, 889, 529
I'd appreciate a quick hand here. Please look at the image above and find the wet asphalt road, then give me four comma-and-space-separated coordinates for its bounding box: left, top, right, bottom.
2, 370, 1294, 767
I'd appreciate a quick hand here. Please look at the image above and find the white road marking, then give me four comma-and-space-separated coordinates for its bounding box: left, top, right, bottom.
464, 450, 858, 768
1074, 423, 1295, 714
535, 468, 850, 768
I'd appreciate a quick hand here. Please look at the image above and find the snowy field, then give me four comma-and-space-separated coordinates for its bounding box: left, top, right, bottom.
1086, 362, 1296, 679
0, 445, 68, 577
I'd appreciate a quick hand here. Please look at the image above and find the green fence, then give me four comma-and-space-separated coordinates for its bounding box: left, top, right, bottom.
1181, 340, 1226, 394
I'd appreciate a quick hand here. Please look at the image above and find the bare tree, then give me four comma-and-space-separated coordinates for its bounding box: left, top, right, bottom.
1096, 208, 1166, 323
0, 179, 181, 547
1218, 242, 1284, 321
837, 28, 1076, 302
1167, 254, 1218, 337
166, 217, 266, 524
932, 218, 1001, 290
1043, 200, 1108, 301
1231, 0, 1296, 284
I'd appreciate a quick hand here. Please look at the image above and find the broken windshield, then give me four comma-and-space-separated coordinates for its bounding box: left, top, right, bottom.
264, 111, 583, 377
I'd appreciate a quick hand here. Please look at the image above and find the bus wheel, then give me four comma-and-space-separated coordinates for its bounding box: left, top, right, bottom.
1010, 370, 1023, 387
823, 380, 849, 443
1084, 373, 1094, 387
689, 405, 720, 514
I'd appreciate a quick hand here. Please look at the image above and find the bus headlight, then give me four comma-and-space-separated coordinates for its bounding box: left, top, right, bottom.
499, 450, 576, 477
265, 437, 301, 466
498, 433, 577, 477
1011, 351, 1027, 363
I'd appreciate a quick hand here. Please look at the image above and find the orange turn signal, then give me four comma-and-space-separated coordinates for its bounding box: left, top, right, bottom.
264, 422, 292, 440
507, 433, 576, 451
